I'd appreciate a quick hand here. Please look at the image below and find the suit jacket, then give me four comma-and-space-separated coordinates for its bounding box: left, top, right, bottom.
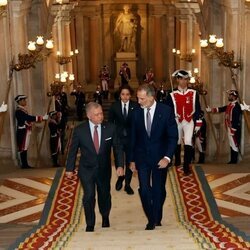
108, 100, 138, 140
66, 121, 124, 175
130, 103, 178, 166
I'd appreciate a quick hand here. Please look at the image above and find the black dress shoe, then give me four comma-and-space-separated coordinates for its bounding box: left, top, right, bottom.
124, 185, 134, 195
22, 165, 33, 169
155, 222, 162, 226
184, 170, 191, 176
115, 176, 124, 191
145, 223, 155, 230
85, 226, 94, 232
102, 217, 110, 228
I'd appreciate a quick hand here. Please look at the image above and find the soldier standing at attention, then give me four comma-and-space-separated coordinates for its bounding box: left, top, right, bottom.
15, 95, 48, 168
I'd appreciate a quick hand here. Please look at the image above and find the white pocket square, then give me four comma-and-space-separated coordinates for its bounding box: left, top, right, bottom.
105, 137, 112, 141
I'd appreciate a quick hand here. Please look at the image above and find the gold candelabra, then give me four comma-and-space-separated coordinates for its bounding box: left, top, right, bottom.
47, 71, 75, 96
189, 69, 207, 95
11, 36, 54, 71
47, 81, 65, 97
56, 49, 78, 65
172, 48, 195, 62
200, 35, 241, 69
0, 0, 7, 15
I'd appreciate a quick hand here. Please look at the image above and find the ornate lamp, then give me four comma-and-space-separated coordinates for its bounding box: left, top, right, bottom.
200, 35, 241, 69
0, 0, 7, 15
172, 48, 195, 62
11, 36, 54, 71
56, 49, 78, 65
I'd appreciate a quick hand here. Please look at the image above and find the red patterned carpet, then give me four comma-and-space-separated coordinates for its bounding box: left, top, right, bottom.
8, 165, 250, 249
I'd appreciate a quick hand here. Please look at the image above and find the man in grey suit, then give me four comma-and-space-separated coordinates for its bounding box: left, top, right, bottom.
130, 84, 178, 230
66, 102, 124, 232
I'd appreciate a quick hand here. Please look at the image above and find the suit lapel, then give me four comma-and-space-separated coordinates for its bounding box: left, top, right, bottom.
139, 107, 148, 135
151, 104, 161, 135
99, 123, 107, 153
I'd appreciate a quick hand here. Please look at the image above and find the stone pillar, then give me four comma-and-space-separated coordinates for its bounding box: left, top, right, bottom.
151, 5, 166, 83
89, 16, 100, 84
102, 5, 112, 67
137, 4, 147, 81
74, 12, 87, 85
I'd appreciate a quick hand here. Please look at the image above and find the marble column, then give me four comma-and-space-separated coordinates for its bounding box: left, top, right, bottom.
153, 15, 164, 82
89, 16, 101, 84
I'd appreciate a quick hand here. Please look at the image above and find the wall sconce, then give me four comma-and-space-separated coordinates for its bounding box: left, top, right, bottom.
189, 68, 207, 95
47, 72, 75, 96
172, 48, 195, 62
56, 49, 79, 65
11, 36, 54, 71
200, 34, 241, 69
0, 0, 7, 15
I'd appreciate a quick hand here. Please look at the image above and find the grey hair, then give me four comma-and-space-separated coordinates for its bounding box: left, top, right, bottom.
85, 102, 102, 115
137, 84, 156, 97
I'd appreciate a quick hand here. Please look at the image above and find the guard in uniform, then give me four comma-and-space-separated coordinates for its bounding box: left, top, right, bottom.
119, 62, 131, 86
143, 68, 154, 85
93, 85, 103, 105
48, 111, 61, 167
156, 84, 168, 104
70, 85, 86, 121
15, 95, 48, 168
206, 90, 242, 164
166, 70, 201, 175
99, 65, 110, 99
193, 110, 207, 163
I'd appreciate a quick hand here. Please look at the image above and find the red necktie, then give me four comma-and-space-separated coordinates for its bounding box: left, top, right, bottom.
93, 125, 99, 153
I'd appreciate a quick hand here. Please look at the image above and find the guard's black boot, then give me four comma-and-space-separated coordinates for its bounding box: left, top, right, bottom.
183, 145, 193, 175
198, 152, 205, 164
174, 144, 181, 166
52, 155, 60, 167
228, 148, 238, 164
20, 151, 32, 169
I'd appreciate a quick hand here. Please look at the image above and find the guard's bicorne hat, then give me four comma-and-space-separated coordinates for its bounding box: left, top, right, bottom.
172, 69, 191, 79
49, 111, 57, 117
14, 95, 27, 102
227, 89, 238, 97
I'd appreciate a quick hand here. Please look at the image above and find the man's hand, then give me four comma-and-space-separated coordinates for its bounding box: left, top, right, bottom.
206, 106, 211, 113
65, 171, 73, 178
0, 102, 7, 113
158, 158, 169, 169
240, 101, 250, 112
129, 162, 137, 172
43, 114, 49, 120
116, 167, 124, 176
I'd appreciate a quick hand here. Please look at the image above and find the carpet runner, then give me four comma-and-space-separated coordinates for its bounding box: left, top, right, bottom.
9, 165, 250, 249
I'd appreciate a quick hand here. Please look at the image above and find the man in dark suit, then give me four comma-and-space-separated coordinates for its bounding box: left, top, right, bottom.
129, 84, 178, 230
108, 85, 139, 195
66, 102, 124, 232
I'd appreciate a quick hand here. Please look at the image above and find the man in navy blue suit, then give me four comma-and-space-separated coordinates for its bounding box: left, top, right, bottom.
129, 84, 178, 230
108, 85, 139, 195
